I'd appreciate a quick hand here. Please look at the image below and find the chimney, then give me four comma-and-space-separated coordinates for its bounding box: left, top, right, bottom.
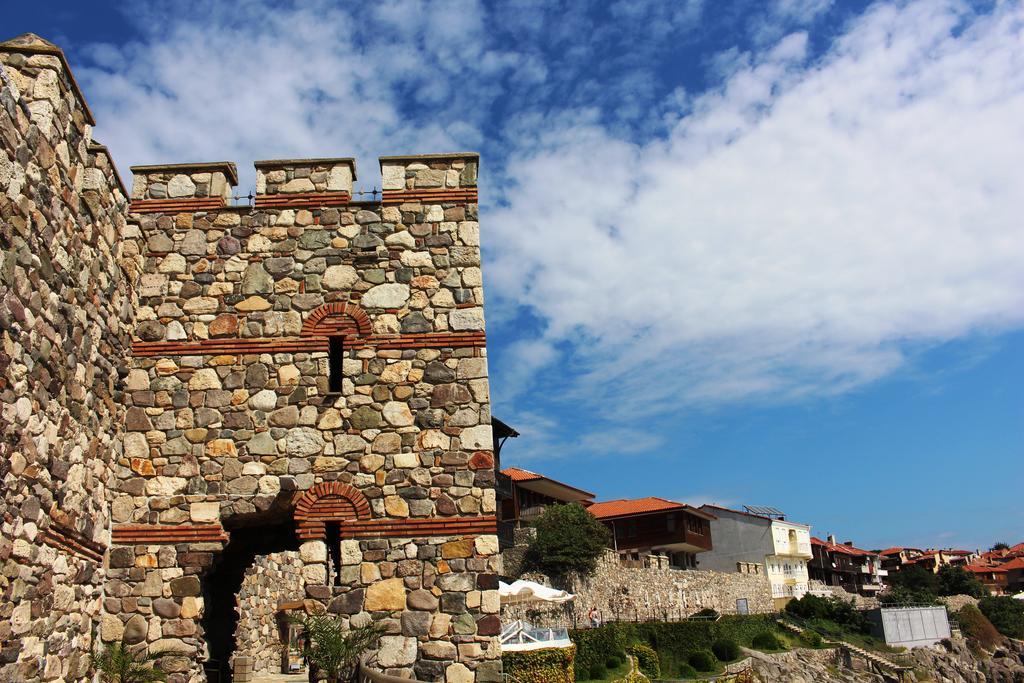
827, 534, 836, 544
844, 541, 854, 547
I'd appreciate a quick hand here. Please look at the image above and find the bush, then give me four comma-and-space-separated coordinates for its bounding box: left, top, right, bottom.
676, 663, 699, 679
688, 650, 717, 672
751, 632, 782, 651
628, 644, 660, 679
570, 623, 628, 678
524, 503, 612, 579
785, 594, 870, 633
711, 638, 740, 662
605, 656, 621, 669
956, 605, 1002, 651
504, 646, 576, 683
694, 607, 719, 618
799, 630, 824, 648
589, 663, 607, 680
978, 597, 1024, 639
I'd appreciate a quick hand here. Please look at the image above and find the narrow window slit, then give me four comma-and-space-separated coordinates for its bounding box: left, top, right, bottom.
328, 337, 344, 393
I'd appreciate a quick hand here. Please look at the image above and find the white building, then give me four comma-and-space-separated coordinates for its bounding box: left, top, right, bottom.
698, 505, 813, 608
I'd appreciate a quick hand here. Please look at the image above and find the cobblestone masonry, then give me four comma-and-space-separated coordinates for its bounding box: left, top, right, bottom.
502, 550, 774, 627
2, 32, 500, 683
233, 552, 305, 675
0, 34, 136, 682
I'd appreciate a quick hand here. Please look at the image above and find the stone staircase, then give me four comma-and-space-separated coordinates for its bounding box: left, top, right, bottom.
776, 618, 912, 678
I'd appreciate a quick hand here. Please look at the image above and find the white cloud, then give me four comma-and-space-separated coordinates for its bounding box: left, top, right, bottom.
488, 1, 1024, 419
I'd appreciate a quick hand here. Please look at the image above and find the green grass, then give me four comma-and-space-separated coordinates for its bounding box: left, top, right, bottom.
798, 617, 904, 655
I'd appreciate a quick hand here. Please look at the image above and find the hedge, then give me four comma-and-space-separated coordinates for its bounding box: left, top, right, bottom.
503, 645, 576, 683
570, 614, 780, 678
628, 643, 660, 679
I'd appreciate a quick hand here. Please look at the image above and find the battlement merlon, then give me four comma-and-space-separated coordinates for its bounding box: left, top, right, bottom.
0, 32, 96, 126
254, 157, 356, 198
129, 162, 238, 203
380, 153, 479, 191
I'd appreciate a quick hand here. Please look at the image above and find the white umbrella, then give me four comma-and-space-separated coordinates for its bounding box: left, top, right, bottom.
1013, 592, 1024, 600
499, 580, 574, 605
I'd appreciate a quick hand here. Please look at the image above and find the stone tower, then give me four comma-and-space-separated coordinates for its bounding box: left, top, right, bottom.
2, 32, 500, 683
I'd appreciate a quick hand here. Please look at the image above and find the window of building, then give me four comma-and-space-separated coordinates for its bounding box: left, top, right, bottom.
667, 514, 676, 531
328, 337, 344, 393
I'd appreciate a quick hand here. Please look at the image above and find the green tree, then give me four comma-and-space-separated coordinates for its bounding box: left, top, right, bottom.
990, 542, 1010, 552
91, 642, 167, 683
524, 503, 612, 580
978, 597, 1024, 639
936, 565, 987, 597
889, 565, 939, 595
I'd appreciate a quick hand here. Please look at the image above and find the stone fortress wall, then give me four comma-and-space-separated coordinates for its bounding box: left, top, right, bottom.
234, 551, 305, 675
2, 32, 501, 683
1, 34, 137, 682
502, 549, 775, 628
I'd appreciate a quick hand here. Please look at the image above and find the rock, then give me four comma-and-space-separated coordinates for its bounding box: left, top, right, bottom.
167, 174, 196, 198
123, 614, 148, 644
407, 589, 439, 611
459, 424, 492, 450
449, 307, 485, 330
441, 538, 475, 559
236, 295, 272, 312
189, 502, 219, 523
361, 283, 410, 308
446, 663, 474, 683
382, 401, 414, 427
285, 428, 324, 457
208, 314, 238, 337
242, 262, 273, 294
322, 265, 359, 290
377, 636, 417, 668
248, 389, 278, 412
349, 406, 381, 430
169, 576, 201, 597
364, 578, 406, 611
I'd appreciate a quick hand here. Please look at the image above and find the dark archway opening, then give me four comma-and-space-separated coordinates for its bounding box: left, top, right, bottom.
201, 510, 299, 681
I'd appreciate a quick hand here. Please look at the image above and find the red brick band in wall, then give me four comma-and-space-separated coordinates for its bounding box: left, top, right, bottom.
131, 331, 486, 357
112, 523, 229, 545
301, 303, 372, 337
255, 191, 352, 209
296, 515, 498, 541
129, 197, 227, 213
381, 188, 478, 205
40, 525, 105, 563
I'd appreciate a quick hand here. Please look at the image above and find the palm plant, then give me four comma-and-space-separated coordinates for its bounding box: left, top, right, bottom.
92, 641, 167, 683
291, 615, 385, 682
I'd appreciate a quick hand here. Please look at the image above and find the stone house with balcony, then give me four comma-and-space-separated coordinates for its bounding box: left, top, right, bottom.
587, 497, 715, 570
699, 505, 813, 608
809, 535, 886, 596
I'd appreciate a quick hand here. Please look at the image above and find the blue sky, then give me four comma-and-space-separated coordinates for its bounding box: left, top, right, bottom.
9, 0, 1023, 551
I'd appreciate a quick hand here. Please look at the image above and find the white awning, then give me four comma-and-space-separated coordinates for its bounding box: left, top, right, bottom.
499, 580, 574, 605
1013, 592, 1024, 601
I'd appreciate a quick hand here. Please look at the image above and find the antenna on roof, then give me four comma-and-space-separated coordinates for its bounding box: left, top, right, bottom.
744, 505, 786, 520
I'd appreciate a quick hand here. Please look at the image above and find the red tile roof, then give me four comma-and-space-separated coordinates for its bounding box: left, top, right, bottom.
502, 467, 543, 482
500, 467, 595, 498
878, 547, 910, 556
999, 557, 1024, 571
964, 562, 1009, 574
811, 537, 875, 557
587, 497, 715, 521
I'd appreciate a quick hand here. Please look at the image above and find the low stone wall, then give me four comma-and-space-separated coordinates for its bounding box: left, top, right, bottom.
234, 552, 306, 675
502, 550, 773, 627
808, 580, 879, 609
940, 594, 979, 614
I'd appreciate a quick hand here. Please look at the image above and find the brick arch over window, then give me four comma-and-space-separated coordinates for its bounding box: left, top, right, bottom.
301, 303, 372, 338
294, 482, 372, 540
